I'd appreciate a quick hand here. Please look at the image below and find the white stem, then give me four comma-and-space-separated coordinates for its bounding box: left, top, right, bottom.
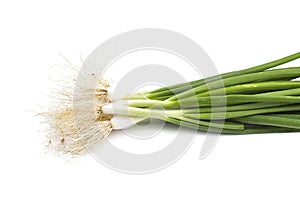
102, 101, 168, 119
102, 102, 129, 115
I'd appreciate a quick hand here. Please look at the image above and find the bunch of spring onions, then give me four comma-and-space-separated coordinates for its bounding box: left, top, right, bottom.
45, 52, 300, 155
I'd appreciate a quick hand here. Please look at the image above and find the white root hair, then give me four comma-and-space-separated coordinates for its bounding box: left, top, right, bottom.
42, 58, 113, 155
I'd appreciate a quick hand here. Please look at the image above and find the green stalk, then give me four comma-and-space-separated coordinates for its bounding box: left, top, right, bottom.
165, 117, 299, 134
268, 113, 300, 119
179, 95, 300, 107
168, 67, 300, 101
197, 81, 300, 97
115, 106, 243, 130
167, 115, 244, 130
108, 103, 300, 130
258, 87, 300, 96
148, 52, 300, 99
184, 104, 300, 120
187, 102, 292, 113
233, 115, 300, 129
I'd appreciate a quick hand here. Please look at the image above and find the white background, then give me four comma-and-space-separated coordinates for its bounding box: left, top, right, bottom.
1, 0, 300, 199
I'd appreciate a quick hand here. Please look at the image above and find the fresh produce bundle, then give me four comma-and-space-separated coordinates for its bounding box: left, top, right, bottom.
45, 52, 300, 154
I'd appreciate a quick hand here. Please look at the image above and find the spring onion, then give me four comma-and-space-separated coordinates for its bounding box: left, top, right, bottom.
44, 52, 300, 155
